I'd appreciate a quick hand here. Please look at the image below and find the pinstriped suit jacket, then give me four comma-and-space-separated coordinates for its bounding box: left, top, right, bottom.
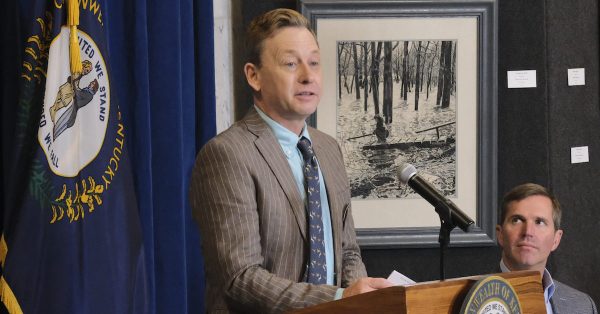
190, 107, 367, 313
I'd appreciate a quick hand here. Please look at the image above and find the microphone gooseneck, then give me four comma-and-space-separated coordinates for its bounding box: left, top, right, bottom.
398, 163, 474, 232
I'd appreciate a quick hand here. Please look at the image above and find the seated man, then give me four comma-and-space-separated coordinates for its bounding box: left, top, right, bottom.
496, 183, 597, 314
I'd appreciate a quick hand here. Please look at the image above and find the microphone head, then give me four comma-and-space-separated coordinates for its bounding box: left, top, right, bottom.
398, 163, 417, 184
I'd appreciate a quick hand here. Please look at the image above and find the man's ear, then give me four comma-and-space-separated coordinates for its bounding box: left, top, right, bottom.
244, 63, 261, 93
496, 224, 504, 247
551, 229, 563, 251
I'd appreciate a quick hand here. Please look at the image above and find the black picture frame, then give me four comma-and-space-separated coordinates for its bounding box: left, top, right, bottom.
299, 0, 497, 248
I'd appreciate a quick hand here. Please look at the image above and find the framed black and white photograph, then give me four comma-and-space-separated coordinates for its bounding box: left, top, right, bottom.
299, 0, 497, 247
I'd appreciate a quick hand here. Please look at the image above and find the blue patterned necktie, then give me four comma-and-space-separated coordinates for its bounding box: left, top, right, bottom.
297, 136, 327, 285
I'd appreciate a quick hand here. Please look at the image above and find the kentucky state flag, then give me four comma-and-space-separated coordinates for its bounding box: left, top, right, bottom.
1, 0, 148, 313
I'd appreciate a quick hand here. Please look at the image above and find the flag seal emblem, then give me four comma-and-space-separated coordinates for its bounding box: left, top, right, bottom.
38, 26, 109, 178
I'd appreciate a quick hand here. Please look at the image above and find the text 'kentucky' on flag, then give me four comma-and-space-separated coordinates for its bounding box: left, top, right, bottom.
1, 0, 148, 313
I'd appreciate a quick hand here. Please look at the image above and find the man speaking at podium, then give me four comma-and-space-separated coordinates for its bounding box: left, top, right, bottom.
190, 8, 392, 313
497, 183, 597, 313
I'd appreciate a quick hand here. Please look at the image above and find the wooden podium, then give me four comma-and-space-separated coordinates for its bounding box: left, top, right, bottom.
291, 271, 545, 314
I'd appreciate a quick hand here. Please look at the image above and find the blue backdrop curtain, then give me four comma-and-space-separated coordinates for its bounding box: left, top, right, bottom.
1, 0, 214, 312
103, 0, 213, 312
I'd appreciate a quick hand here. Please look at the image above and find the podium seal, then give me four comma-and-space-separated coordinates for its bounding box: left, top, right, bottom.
460, 275, 522, 314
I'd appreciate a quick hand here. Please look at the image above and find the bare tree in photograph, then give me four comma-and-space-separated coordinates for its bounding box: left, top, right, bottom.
337, 43, 354, 98
362, 42, 369, 111
401, 41, 409, 103
435, 42, 446, 107
371, 42, 382, 115
414, 41, 422, 111
441, 41, 453, 108
383, 41, 393, 123
393, 44, 402, 83
352, 42, 361, 100
451, 43, 457, 96
419, 41, 430, 94
436, 41, 454, 108
426, 42, 439, 100
337, 42, 344, 99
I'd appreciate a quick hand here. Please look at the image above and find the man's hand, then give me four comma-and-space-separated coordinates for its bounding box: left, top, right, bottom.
342, 277, 394, 298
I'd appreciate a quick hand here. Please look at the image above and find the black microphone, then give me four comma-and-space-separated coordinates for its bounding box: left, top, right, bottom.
398, 163, 474, 232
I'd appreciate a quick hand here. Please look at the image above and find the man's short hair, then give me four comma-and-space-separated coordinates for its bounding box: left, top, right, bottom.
245, 8, 316, 67
500, 183, 562, 229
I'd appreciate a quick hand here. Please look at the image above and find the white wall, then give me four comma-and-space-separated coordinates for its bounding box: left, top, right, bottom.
213, 0, 235, 133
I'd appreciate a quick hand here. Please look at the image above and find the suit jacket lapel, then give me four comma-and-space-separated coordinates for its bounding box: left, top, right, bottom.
550, 289, 564, 314
244, 108, 308, 240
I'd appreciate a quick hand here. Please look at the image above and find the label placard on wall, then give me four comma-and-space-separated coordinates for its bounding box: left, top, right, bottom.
571, 146, 589, 164
567, 68, 585, 86
507, 70, 537, 88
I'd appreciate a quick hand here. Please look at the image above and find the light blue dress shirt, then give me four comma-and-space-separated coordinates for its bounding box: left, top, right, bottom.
500, 259, 555, 314
255, 106, 335, 286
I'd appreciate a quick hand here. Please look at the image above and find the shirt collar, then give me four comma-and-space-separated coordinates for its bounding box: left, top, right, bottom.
254, 105, 311, 146
542, 267, 556, 301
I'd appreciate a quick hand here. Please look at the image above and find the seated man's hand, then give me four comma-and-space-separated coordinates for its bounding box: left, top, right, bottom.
342, 277, 394, 298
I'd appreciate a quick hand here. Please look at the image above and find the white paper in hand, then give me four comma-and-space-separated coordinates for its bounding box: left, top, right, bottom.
387, 270, 416, 286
